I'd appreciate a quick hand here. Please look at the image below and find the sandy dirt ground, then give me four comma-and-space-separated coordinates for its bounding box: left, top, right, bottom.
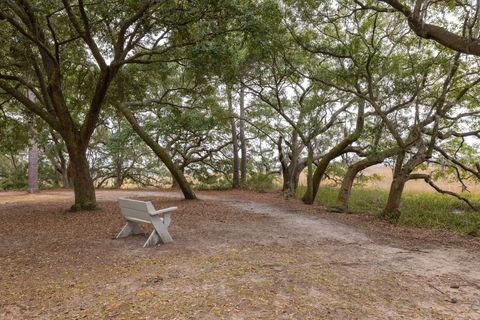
1, 189, 480, 319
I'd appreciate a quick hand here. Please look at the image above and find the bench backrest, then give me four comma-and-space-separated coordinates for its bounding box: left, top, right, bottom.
118, 198, 155, 224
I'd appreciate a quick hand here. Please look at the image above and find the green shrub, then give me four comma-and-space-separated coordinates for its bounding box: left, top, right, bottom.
0, 164, 27, 190
244, 172, 276, 192
194, 174, 232, 190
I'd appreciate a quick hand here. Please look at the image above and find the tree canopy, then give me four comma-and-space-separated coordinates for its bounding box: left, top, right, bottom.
0, 0, 479, 221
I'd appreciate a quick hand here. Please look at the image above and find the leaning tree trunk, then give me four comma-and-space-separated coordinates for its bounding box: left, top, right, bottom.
302, 101, 365, 204
336, 158, 383, 211
337, 148, 399, 210
171, 161, 183, 189
118, 103, 197, 200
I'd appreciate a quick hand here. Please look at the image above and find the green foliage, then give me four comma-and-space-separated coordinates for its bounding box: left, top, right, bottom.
0, 161, 27, 190
244, 172, 276, 192
194, 174, 232, 190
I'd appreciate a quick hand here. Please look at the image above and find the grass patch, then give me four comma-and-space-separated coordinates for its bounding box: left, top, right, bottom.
296, 185, 480, 236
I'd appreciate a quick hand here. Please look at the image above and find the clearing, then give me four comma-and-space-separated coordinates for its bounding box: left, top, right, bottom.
1, 189, 479, 319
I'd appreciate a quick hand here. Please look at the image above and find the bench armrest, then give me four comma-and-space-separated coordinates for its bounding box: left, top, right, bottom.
149, 206, 177, 216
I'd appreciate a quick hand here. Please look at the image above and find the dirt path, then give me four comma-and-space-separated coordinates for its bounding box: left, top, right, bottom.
207, 195, 480, 317
101, 190, 480, 316
1, 189, 480, 319
224, 198, 480, 313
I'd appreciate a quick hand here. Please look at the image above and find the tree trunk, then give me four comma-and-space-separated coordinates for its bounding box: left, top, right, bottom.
302, 151, 326, 204
62, 169, 70, 188
67, 146, 97, 211
336, 158, 382, 211
27, 133, 39, 193
279, 134, 305, 195
171, 161, 182, 189
281, 153, 297, 193
113, 157, 124, 189
228, 85, 240, 188
281, 159, 306, 195
293, 160, 306, 191
281, 166, 292, 191
302, 101, 365, 204
50, 132, 70, 188
26, 91, 39, 193
114, 176, 123, 189
380, 145, 429, 221
337, 147, 399, 211
381, 172, 408, 221
118, 103, 197, 200
27, 116, 39, 193
304, 144, 314, 203
239, 85, 247, 185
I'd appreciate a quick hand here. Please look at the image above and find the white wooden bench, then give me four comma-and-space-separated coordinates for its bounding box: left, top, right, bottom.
116, 198, 177, 247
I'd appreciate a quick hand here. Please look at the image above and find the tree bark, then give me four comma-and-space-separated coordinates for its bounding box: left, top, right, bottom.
49, 132, 70, 188
113, 156, 124, 189
279, 139, 300, 194
304, 144, 314, 202
336, 148, 398, 211
278, 133, 306, 195
67, 145, 97, 211
282, 159, 304, 193
336, 158, 382, 211
228, 85, 240, 188
114, 176, 123, 189
381, 171, 409, 221
302, 101, 365, 204
118, 103, 197, 200
239, 85, 247, 185
380, 145, 428, 221
26, 89, 39, 193
62, 169, 70, 188
171, 160, 183, 189
292, 160, 305, 191
27, 132, 39, 193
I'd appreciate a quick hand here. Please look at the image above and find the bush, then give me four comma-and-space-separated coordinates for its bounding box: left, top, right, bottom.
194, 174, 232, 190
0, 164, 27, 190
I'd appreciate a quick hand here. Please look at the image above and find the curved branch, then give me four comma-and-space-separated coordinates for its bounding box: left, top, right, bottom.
409, 173, 477, 210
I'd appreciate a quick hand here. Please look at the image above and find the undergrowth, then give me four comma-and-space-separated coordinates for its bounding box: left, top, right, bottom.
296, 185, 480, 236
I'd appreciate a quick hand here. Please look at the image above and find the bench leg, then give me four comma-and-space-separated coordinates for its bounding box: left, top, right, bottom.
151, 216, 173, 244
116, 221, 142, 239
143, 230, 161, 248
